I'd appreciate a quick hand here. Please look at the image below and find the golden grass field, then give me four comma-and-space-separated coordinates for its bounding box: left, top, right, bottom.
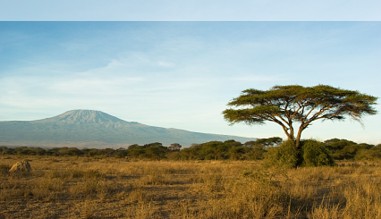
0, 156, 380, 219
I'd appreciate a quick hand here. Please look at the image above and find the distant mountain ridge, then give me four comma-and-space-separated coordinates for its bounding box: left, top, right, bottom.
0, 110, 255, 148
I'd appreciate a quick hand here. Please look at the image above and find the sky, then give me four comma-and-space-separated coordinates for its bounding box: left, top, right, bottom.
1, 0, 381, 21
0, 22, 380, 144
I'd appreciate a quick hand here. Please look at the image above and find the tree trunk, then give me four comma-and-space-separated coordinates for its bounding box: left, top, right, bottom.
286, 136, 300, 149
295, 126, 304, 149
295, 138, 301, 149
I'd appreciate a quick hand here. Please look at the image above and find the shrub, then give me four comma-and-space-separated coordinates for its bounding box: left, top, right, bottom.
265, 140, 300, 168
302, 140, 335, 167
355, 145, 381, 160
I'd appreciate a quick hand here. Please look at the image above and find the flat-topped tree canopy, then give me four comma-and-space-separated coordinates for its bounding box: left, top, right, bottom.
223, 85, 378, 148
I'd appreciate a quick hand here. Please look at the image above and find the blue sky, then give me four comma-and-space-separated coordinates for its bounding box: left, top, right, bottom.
0, 22, 380, 143
1, 0, 381, 21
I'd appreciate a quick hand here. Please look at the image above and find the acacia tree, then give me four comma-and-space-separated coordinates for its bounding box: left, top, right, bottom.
223, 85, 377, 148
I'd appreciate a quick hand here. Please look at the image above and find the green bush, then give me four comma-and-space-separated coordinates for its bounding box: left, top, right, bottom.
355, 145, 381, 160
265, 140, 336, 168
302, 140, 335, 167
265, 140, 300, 168
324, 139, 375, 160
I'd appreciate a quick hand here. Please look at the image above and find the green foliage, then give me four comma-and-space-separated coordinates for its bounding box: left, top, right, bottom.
243, 137, 281, 160
335, 145, 359, 160
325, 138, 356, 152
113, 148, 128, 158
355, 145, 381, 160
301, 140, 335, 167
266, 140, 336, 168
177, 140, 242, 160
12, 146, 46, 155
127, 143, 168, 160
49, 147, 84, 156
0, 138, 379, 162
0, 146, 15, 155
176, 138, 279, 160
325, 138, 375, 160
245, 137, 282, 148
265, 140, 300, 168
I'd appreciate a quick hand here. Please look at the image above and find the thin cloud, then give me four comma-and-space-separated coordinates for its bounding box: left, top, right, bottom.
157, 61, 176, 68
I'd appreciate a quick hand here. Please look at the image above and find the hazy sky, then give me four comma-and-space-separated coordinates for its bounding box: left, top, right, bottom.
0, 22, 380, 143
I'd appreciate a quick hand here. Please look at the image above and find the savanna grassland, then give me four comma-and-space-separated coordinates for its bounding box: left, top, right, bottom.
1, 156, 381, 219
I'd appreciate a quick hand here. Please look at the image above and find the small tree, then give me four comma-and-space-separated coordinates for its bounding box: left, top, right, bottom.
223, 85, 377, 149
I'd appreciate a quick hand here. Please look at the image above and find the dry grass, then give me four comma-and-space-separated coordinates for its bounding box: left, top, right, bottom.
0, 156, 380, 219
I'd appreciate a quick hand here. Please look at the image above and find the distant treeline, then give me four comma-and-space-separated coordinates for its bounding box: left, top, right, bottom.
1, 138, 380, 161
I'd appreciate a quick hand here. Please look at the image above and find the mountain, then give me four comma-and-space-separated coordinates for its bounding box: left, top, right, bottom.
0, 110, 255, 148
